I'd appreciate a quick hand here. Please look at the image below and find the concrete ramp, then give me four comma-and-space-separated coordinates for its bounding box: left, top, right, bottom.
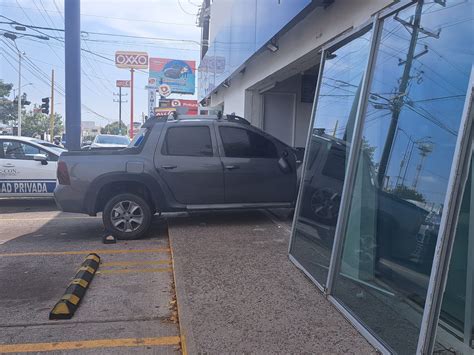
168, 210, 375, 354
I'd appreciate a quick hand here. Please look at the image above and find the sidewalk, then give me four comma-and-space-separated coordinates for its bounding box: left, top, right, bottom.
168, 210, 375, 354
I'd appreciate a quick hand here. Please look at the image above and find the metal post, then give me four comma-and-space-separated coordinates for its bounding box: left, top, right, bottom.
65, 0, 81, 150
118, 86, 122, 134
49, 69, 55, 142
130, 68, 134, 138
17, 51, 21, 136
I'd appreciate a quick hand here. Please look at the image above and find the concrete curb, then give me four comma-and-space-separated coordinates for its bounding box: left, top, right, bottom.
49, 253, 100, 320
168, 228, 190, 355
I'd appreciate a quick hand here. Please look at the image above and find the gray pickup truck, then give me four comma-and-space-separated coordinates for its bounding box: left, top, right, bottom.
55, 114, 299, 239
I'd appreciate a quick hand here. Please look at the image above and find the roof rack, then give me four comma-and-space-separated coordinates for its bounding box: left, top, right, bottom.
224, 112, 251, 125
150, 111, 251, 125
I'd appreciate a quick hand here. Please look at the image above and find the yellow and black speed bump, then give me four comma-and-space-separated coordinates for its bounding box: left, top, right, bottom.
49, 253, 100, 320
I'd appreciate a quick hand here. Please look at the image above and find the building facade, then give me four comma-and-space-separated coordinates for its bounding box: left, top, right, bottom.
198, 1, 474, 354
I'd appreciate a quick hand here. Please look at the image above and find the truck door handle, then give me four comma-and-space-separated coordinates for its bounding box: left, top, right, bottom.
161, 165, 177, 170
225, 165, 239, 170
2, 163, 15, 167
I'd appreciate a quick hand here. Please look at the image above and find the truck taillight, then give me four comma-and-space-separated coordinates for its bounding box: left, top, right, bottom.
57, 161, 70, 185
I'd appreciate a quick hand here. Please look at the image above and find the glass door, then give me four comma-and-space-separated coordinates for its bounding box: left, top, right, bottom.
289, 25, 374, 288
330, 2, 474, 353
435, 139, 474, 354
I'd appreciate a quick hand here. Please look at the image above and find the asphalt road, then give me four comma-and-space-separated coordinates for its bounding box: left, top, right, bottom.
0, 198, 183, 354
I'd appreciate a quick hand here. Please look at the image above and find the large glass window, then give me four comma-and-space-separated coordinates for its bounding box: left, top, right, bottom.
331, 2, 474, 353
289, 27, 373, 286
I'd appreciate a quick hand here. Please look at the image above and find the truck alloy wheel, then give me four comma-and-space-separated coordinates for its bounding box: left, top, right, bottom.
111, 200, 144, 232
103, 193, 152, 240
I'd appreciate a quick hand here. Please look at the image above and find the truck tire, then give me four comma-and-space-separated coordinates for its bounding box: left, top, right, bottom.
103, 193, 152, 240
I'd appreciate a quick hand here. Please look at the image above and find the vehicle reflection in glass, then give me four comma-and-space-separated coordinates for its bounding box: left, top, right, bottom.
294, 127, 437, 285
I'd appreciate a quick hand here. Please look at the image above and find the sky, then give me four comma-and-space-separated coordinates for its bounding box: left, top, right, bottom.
0, 0, 201, 127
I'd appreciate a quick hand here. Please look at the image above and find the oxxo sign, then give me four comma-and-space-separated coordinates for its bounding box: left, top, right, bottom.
115, 51, 149, 69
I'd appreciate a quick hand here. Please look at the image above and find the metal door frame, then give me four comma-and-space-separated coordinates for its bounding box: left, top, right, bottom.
417, 68, 474, 354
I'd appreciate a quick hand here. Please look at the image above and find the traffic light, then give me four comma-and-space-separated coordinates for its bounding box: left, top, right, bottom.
41, 97, 50, 114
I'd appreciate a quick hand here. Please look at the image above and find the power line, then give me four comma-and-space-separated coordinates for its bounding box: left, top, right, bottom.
0, 15, 200, 45
177, 0, 198, 16
2, 38, 113, 123
0, 3, 196, 26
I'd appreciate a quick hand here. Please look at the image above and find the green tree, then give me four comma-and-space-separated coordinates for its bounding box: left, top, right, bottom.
391, 184, 425, 203
0, 80, 16, 124
22, 110, 64, 138
101, 121, 124, 135
0, 80, 13, 98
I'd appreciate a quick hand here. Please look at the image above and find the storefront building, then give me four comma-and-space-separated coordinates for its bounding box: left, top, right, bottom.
198, 1, 474, 353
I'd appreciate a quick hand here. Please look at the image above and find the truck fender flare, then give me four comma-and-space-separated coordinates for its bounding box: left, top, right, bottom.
85, 173, 166, 215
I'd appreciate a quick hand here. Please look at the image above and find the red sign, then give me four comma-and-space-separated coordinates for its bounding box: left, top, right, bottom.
116, 80, 131, 88
159, 99, 198, 115
154, 107, 176, 117
170, 99, 198, 108
115, 51, 149, 69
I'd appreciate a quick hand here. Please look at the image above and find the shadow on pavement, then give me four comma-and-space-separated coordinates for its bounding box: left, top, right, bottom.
0, 198, 58, 214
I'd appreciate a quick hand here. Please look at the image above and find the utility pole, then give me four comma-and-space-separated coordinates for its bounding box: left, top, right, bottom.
377, 0, 426, 186
413, 142, 433, 189
17, 50, 23, 136
130, 68, 134, 138
3, 32, 48, 135
65, 0, 81, 151
49, 69, 55, 142
113, 89, 128, 135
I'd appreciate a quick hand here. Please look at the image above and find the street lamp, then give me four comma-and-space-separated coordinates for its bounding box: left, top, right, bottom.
12, 83, 33, 100
3, 32, 49, 136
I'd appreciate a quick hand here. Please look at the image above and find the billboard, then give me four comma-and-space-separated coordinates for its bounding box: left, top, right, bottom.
149, 58, 196, 95
115, 51, 149, 69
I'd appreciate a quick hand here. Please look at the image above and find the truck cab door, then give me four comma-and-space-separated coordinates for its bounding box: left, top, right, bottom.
217, 125, 297, 204
154, 124, 225, 205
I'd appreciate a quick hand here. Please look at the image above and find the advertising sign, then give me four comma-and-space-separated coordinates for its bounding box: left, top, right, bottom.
149, 58, 196, 95
115, 51, 149, 69
157, 84, 171, 98
160, 99, 198, 115
148, 88, 156, 118
116, 80, 131, 88
154, 107, 176, 117
148, 78, 157, 87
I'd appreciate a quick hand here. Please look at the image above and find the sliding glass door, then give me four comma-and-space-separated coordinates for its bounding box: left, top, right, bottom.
289, 26, 373, 288
331, 2, 474, 353
434, 121, 474, 353
289, 0, 474, 353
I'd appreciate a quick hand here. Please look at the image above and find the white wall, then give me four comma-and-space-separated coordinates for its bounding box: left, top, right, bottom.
262, 74, 313, 147
209, 0, 394, 115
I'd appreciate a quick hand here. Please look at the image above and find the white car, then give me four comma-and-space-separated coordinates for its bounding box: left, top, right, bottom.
90, 134, 130, 149
0, 136, 66, 197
